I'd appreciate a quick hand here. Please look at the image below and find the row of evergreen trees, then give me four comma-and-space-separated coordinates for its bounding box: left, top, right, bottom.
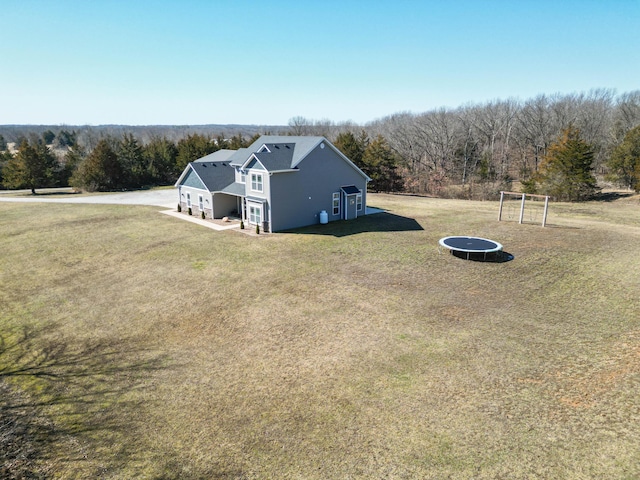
0, 133, 256, 193
0, 129, 407, 196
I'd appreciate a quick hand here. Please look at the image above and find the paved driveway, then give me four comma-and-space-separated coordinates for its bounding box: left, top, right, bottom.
0, 189, 177, 208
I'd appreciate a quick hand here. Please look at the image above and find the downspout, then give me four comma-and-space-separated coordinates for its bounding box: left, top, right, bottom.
268, 172, 273, 232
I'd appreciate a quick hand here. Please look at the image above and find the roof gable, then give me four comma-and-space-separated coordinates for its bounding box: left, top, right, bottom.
244, 156, 266, 170
179, 167, 207, 189
242, 143, 296, 171
231, 136, 324, 169
228, 135, 370, 180
177, 160, 236, 192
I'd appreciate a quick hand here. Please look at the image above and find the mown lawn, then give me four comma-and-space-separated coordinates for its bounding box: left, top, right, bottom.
1, 193, 640, 478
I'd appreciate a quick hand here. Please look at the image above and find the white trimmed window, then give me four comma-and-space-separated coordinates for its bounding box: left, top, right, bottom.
198, 195, 204, 211
356, 190, 363, 211
249, 205, 262, 225
251, 173, 263, 192
186, 192, 191, 208
332, 192, 340, 216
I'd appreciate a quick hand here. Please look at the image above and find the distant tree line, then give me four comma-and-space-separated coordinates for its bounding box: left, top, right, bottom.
2, 89, 640, 200
294, 89, 640, 201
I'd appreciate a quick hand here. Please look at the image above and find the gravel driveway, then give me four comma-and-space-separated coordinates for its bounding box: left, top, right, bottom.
0, 188, 177, 208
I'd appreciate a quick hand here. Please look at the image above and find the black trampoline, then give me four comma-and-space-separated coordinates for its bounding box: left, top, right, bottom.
439, 236, 503, 260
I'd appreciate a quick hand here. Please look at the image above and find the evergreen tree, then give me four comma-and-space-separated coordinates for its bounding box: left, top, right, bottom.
533, 126, 599, 201
0, 150, 12, 188
118, 133, 146, 187
70, 139, 123, 191
59, 146, 87, 186
54, 129, 77, 148
176, 134, 218, 170
143, 136, 179, 184
334, 130, 368, 169
362, 135, 403, 192
2, 139, 59, 193
215, 134, 230, 150
0, 134, 6, 151
608, 124, 640, 191
228, 133, 246, 150
42, 130, 55, 145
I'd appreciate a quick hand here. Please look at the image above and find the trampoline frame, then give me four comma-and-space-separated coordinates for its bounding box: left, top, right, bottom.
439, 236, 503, 260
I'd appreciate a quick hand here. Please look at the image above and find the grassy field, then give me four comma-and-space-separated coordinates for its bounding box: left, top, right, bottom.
1, 193, 640, 478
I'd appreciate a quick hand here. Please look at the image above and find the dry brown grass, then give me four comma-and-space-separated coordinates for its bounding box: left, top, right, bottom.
1, 193, 640, 478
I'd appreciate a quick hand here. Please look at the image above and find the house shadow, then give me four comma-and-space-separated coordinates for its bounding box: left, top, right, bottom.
449, 250, 515, 263
283, 212, 424, 237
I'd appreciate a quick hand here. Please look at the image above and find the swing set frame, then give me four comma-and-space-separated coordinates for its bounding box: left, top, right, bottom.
498, 191, 550, 227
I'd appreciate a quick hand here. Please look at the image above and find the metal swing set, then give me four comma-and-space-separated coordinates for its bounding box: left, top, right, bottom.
498, 191, 550, 227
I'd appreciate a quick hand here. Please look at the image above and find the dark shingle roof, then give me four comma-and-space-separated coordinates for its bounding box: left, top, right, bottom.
341, 185, 361, 195
252, 143, 296, 171
189, 161, 235, 192
229, 136, 325, 168
220, 182, 245, 196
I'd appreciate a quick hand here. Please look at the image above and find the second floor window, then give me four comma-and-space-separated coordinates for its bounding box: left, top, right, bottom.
251, 173, 263, 192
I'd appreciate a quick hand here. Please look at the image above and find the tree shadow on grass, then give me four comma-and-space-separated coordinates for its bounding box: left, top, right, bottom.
597, 191, 635, 202
30, 190, 82, 196
0, 323, 170, 478
283, 212, 424, 237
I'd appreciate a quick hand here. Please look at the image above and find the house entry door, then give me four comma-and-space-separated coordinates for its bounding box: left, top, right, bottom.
345, 194, 357, 220
340, 185, 361, 220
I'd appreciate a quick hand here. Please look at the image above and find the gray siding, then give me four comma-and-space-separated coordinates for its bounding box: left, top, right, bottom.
269, 144, 367, 231
245, 168, 271, 202
179, 186, 208, 209
181, 169, 206, 189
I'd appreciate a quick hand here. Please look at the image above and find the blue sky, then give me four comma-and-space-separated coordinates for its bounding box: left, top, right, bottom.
1, 0, 638, 125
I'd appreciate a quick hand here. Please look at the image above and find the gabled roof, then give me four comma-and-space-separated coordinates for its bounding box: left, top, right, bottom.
176, 135, 371, 192
175, 160, 235, 192
226, 148, 250, 166
229, 136, 325, 169
194, 149, 236, 163
245, 143, 296, 172
231, 135, 370, 181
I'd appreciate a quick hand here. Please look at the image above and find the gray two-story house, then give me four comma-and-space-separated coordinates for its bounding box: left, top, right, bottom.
175, 136, 370, 232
